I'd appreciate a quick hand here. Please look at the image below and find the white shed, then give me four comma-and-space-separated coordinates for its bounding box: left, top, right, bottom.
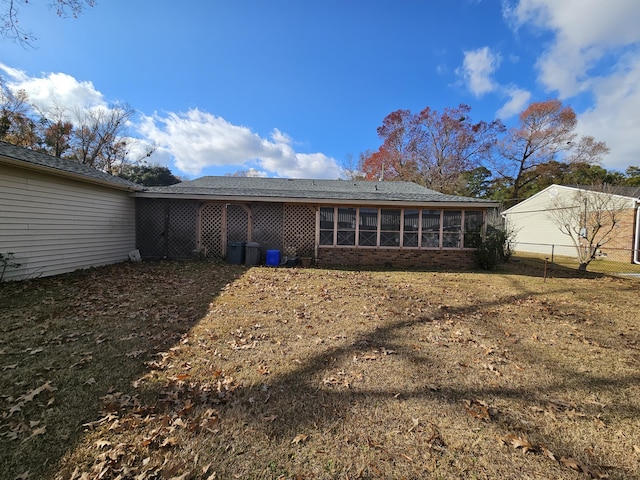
0, 142, 142, 281
502, 184, 640, 264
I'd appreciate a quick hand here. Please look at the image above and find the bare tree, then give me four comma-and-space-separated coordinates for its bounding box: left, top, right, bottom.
1, 0, 96, 46
69, 103, 135, 170
547, 186, 632, 271
342, 153, 364, 180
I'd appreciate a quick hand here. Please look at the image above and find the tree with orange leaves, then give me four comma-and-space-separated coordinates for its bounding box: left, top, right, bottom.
359, 104, 503, 194
495, 99, 608, 203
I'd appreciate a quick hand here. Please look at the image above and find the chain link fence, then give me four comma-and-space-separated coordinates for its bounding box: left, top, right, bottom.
510, 241, 640, 279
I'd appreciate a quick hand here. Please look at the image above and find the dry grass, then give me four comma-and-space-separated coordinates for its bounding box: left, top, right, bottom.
1, 259, 639, 479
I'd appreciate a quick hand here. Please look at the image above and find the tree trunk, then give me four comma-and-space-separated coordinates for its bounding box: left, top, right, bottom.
578, 263, 588, 271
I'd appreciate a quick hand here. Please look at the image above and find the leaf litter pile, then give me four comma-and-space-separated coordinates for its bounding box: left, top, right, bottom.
1, 259, 639, 479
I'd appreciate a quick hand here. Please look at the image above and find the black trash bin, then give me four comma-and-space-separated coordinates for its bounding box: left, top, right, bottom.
227, 241, 245, 264
245, 242, 260, 266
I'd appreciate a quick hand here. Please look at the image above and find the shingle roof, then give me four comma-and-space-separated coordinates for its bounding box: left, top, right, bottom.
0, 141, 142, 190
143, 176, 496, 205
571, 184, 640, 199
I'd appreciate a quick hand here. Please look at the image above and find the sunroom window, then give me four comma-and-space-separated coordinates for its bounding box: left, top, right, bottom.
319, 207, 334, 245
464, 211, 484, 248
403, 209, 419, 247
337, 207, 356, 245
421, 210, 441, 248
359, 208, 378, 246
318, 207, 485, 249
380, 209, 401, 246
442, 211, 462, 248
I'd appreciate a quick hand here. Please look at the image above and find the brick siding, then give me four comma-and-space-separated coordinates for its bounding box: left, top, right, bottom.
316, 247, 475, 269
595, 208, 637, 263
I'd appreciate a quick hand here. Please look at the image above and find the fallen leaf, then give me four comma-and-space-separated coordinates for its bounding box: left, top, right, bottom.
540, 445, 557, 461
126, 350, 146, 358
160, 436, 179, 447
9, 402, 25, 416
292, 433, 308, 445
95, 439, 112, 448
168, 473, 190, 480
502, 434, 535, 453
560, 456, 587, 473
464, 399, 492, 421
21, 425, 46, 443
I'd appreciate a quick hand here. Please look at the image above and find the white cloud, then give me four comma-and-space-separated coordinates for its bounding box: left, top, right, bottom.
460, 47, 502, 96
138, 109, 344, 178
576, 52, 640, 171
1, 64, 344, 178
496, 87, 532, 118
504, 0, 640, 96
504, 0, 640, 169
0, 62, 105, 115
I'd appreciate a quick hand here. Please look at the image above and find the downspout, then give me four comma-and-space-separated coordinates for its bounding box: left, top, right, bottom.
634, 200, 640, 264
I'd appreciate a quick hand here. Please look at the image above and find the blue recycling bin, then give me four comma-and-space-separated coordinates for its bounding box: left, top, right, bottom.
265, 249, 280, 266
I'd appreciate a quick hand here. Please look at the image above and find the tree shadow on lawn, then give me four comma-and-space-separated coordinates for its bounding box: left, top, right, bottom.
70, 269, 638, 479
0, 260, 246, 480
233, 291, 638, 478
4, 262, 636, 479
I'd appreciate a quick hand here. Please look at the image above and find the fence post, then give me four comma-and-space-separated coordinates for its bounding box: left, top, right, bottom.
544, 257, 549, 282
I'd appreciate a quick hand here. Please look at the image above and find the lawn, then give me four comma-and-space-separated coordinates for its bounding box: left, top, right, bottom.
1, 259, 639, 479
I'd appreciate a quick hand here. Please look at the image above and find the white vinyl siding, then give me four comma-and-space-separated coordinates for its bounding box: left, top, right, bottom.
0, 164, 136, 281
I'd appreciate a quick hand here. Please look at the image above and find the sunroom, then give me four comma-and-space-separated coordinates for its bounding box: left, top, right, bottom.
135, 176, 498, 269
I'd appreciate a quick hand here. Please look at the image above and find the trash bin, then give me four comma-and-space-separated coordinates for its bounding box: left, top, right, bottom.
227, 241, 245, 264
266, 249, 281, 266
245, 242, 260, 266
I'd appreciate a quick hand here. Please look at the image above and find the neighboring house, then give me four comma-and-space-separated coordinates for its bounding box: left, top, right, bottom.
0, 141, 142, 281
502, 184, 640, 264
136, 176, 500, 268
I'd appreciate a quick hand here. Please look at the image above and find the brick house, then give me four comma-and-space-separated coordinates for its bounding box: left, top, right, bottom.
136, 176, 499, 269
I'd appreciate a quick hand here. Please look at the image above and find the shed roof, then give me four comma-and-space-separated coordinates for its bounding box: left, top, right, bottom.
503, 184, 639, 215
139, 176, 498, 207
570, 184, 640, 199
0, 141, 142, 191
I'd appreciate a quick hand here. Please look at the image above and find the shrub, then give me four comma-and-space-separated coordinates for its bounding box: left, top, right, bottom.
473, 228, 511, 270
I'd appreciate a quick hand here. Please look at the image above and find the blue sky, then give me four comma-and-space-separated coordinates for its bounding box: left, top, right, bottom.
1, 0, 639, 179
